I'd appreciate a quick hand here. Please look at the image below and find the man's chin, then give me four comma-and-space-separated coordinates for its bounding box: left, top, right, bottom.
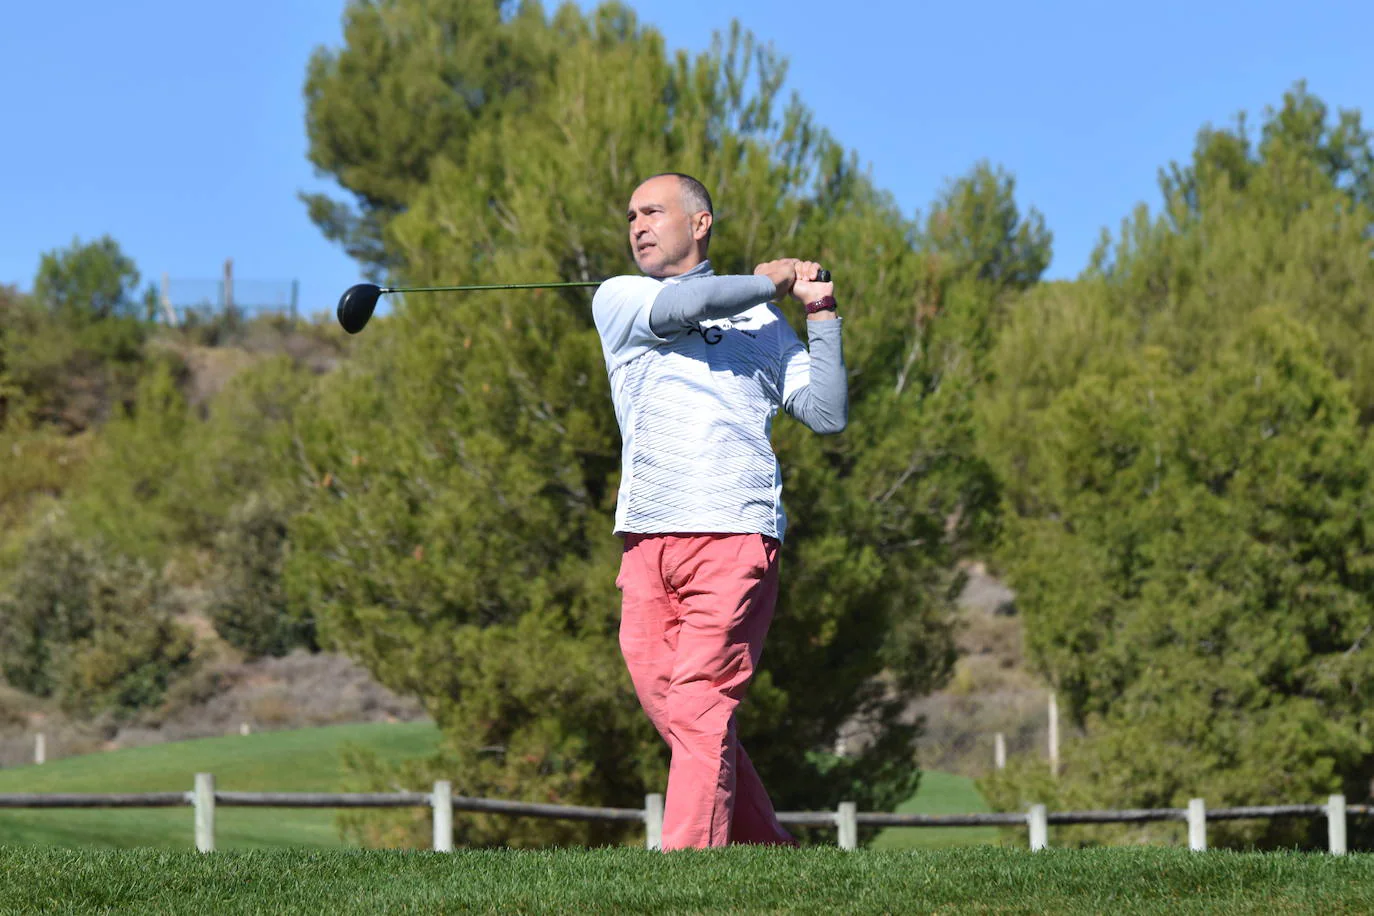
636, 256, 667, 277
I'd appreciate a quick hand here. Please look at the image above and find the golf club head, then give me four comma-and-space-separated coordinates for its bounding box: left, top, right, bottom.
337, 283, 383, 334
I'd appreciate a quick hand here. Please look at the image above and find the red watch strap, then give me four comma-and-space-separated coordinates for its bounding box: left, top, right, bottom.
806, 295, 838, 314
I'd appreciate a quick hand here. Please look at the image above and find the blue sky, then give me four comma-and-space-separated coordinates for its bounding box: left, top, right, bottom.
2, 0, 1370, 317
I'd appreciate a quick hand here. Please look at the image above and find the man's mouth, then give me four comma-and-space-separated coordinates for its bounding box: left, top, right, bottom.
636, 241, 656, 254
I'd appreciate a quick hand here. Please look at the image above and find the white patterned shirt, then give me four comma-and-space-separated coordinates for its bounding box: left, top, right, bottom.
592, 263, 843, 541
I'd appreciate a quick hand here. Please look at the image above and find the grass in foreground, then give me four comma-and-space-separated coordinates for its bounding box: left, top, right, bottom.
2, 845, 1372, 915
0, 723, 440, 848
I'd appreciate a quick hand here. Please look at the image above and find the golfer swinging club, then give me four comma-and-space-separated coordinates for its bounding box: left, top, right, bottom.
593, 173, 847, 849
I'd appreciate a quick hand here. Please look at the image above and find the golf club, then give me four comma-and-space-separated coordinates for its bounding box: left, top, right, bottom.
337, 270, 831, 334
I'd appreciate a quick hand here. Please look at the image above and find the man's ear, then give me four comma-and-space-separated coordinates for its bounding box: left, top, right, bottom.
692, 211, 713, 242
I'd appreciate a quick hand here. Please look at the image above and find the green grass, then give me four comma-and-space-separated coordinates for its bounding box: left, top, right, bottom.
870, 769, 1000, 849
0, 722, 1000, 851
0, 723, 441, 849
2, 846, 1372, 914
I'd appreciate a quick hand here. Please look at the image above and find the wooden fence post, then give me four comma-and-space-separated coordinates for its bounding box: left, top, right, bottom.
1028, 804, 1048, 851
34, 733, 45, 766
160, 272, 178, 325
837, 802, 858, 850
431, 780, 453, 852
1187, 798, 1207, 851
223, 258, 234, 318
994, 732, 1006, 770
644, 793, 664, 850
1327, 794, 1347, 855
193, 773, 216, 852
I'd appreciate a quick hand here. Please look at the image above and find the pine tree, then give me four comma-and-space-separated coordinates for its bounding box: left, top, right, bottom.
978, 85, 1374, 848
288, 1, 1029, 845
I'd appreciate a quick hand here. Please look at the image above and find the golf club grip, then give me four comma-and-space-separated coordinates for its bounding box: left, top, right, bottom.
817, 269, 831, 282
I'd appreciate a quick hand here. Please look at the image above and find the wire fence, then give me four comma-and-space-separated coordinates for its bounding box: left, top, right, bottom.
162, 279, 298, 322
158, 261, 299, 325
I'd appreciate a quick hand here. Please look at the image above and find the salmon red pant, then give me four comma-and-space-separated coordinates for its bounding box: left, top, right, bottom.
617, 532, 796, 850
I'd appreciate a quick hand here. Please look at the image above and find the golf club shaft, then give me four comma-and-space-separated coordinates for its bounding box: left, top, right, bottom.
381, 269, 830, 295
380, 281, 603, 294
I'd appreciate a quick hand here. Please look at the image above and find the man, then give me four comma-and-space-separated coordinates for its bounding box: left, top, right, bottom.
592, 172, 847, 850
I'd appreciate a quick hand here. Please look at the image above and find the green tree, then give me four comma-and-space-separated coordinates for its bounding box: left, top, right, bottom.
290, 1, 1032, 846
977, 84, 1374, 848
983, 313, 1374, 847
0, 523, 196, 719
7, 237, 153, 432
302, 0, 560, 270
65, 361, 195, 562
0, 524, 99, 697
0, 285, 25, 427
66, 351, 320, 568
33, 235, 154, 325
923, 162, 1051, 294
60, 555, 197, 720
0, 286, 94, 540
1088, 83, 1374, 413
208, 494, 315, 658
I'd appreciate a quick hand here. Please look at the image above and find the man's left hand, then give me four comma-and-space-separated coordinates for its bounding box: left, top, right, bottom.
789, 261, 834, 306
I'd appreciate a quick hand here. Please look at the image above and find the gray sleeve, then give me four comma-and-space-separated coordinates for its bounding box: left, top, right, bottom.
783, 319, 847, 434
648, 275, 777, 336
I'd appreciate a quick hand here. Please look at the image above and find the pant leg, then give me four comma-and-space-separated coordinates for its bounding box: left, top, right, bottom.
720, 536, 794, 845
731, 745, 796, 845
617, 534, 677, 741
659, 533, 783, 849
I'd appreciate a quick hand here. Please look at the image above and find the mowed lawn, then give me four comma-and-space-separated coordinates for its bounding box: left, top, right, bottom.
3, 846, 1372, 915
870, 769, 1001, 849
0, 722, 996, 850
0, 723, 441, 849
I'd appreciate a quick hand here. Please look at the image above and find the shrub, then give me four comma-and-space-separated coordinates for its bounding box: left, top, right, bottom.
207, 495, 316, 658
0, 524, 197, 721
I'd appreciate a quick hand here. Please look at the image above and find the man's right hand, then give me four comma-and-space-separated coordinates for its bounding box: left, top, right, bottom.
754, 259, 800, 299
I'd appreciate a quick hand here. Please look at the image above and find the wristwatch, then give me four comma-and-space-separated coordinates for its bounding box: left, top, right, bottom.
806, 295, 838, 314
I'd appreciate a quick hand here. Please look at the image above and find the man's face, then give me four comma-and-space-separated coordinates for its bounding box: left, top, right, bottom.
627, 176, 709, 277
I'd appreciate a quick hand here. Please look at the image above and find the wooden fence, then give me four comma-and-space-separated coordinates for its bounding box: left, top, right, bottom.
0, 774, 1362, 854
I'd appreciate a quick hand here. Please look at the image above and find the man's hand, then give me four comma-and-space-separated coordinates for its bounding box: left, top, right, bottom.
790, 261, 834, 307
754, 259, 800, 299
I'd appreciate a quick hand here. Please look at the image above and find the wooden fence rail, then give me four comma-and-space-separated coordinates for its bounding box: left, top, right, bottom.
0, 793, 188, 809
0, 775, 1358, 855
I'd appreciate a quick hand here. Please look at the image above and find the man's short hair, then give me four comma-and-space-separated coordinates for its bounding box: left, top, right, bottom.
651, 172, 713, 217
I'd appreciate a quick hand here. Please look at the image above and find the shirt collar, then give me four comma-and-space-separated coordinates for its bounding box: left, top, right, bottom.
662, 260, 714, 283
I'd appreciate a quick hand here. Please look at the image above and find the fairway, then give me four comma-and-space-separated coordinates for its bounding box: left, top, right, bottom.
2, 846, 1371, 914
870, 769, 1001, 849
0, 723, 441, 849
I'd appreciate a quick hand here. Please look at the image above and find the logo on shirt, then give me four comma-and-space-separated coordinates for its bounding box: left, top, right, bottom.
688, 318, 758, 345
